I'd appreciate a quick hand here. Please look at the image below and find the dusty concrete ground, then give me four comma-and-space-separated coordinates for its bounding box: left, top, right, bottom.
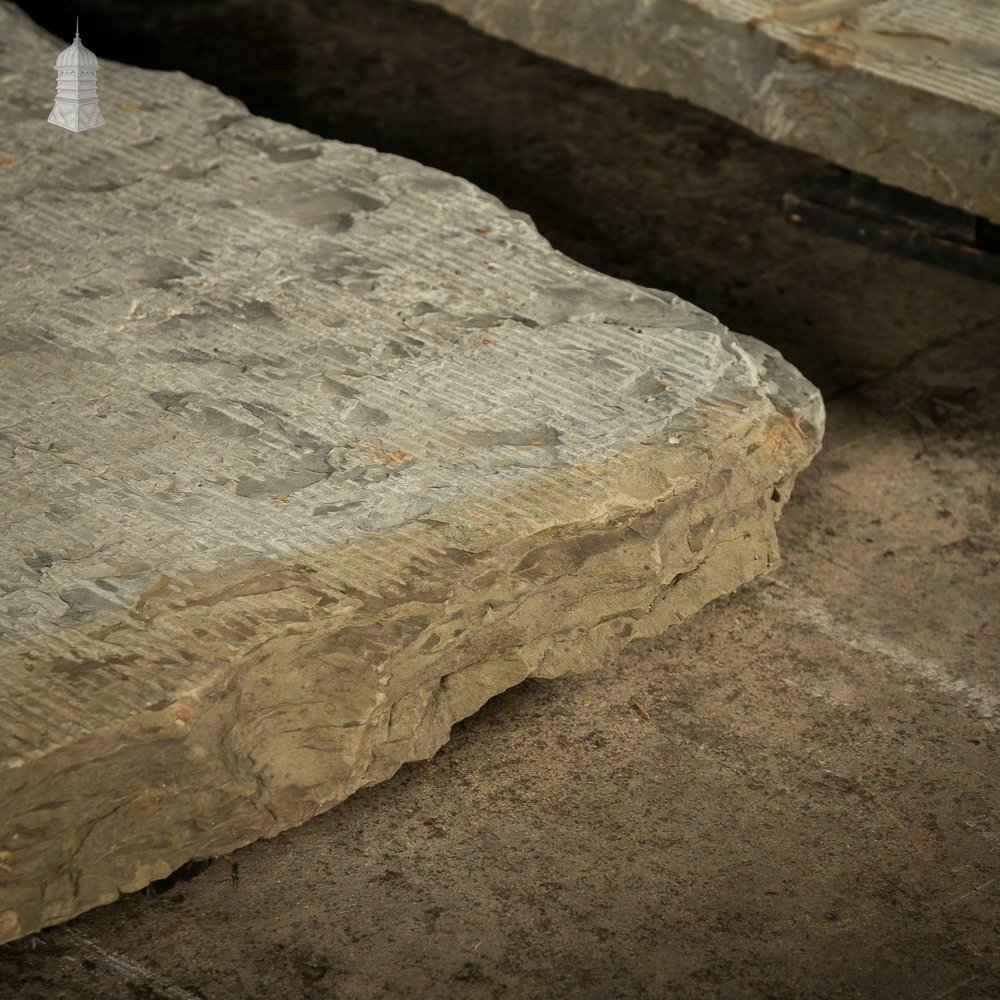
3, 1, 999, 997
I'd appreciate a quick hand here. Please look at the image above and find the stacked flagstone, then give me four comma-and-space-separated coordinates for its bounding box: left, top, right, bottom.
0, 2, 822, 943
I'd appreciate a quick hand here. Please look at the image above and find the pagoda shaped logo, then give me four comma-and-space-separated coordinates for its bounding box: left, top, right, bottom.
48, 18, 105, 132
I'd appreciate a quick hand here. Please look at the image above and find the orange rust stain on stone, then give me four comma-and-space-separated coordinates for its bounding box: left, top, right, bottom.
171, 703, 196, 729
763, 414, 808, 457
357, 441, 409, 463
795, 37, 858, 64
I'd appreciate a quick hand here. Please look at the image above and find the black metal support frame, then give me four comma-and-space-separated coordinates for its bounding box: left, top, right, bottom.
784, 170, 1000, 284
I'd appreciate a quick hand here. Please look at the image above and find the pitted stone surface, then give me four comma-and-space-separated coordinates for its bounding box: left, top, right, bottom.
423, 0, 1000, 224
0, 2, 822, 944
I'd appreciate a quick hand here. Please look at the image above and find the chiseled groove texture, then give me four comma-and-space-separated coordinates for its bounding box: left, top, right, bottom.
0, 3, 821, 942
422, 0, 1000, 223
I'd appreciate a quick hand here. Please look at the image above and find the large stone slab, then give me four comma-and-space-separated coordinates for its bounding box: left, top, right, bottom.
0, 2, 822, 943
422, 0, 1000, 224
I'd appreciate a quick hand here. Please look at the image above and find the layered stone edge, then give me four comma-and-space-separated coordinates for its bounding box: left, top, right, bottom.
0, 345, 821, 942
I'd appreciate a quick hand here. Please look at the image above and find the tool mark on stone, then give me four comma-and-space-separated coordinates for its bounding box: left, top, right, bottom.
263, 189, 386, 230
136, 255, 199, 289
234, 471, 327, 498
263, 144, 323, 163
457, 424, 562, 449
48, 652, 139, 678
161, 162, 220, 180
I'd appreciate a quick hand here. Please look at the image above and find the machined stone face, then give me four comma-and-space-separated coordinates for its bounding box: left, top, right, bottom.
0, 2, 822, 944
421, 0, 1000, 224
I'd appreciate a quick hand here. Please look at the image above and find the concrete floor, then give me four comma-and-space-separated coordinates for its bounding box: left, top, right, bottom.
3, 1, 999, 996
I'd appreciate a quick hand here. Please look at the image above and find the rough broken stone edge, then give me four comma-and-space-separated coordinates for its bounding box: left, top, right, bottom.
0, 390, 820, 943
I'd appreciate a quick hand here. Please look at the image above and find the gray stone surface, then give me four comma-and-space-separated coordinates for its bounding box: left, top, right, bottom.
423, 0, 1000, 223
0, 2, 821, 944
